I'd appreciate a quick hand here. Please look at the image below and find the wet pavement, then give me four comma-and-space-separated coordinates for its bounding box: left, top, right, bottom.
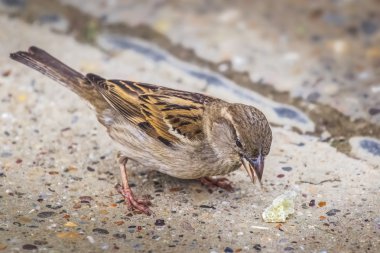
0, 0, 379, 252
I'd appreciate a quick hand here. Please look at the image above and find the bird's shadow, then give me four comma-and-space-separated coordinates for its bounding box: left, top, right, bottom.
128, 167, 237, 197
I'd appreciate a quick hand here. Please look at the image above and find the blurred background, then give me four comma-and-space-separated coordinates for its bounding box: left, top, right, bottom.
0, 0, 379, 252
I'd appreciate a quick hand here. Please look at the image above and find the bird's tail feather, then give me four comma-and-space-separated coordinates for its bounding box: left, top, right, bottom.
10, 46, 102, 104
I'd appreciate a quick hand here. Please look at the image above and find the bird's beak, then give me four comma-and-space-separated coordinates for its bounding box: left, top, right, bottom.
241, 154, 264, 184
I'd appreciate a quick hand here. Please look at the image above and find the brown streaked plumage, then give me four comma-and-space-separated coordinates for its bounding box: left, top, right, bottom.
10, 46, 272, 215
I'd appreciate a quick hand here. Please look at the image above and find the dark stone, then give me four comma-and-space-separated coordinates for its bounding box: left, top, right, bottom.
199, 205, 216, 209
46, 204, 62, 210
224, 247, 234, 253
326, 209, 341, 216
309, 199, 315, 207
360, 139, 380, 156
361, 20, 378, 35
369, 108, 380, 116
155, 219, 165, 226
93, 228, 109, 234
37, 211, 55, 218
22, 244, 38, 250
282, 166, 292, 172
284, 246, 294, 251
253, 244, 262, 251
113, 233, 126, 239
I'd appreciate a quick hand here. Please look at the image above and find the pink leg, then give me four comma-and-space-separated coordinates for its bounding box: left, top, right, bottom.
116, 156, 152, 215
199, 177, 234, 192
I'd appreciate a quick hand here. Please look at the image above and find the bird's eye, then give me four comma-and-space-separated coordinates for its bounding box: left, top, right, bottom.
236, 139, 243, 148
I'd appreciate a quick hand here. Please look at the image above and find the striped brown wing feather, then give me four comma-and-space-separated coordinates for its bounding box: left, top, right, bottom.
89, 74, 213, 145
139, 93, 206, 141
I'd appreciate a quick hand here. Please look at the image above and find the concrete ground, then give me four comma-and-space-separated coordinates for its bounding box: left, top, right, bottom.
0, 0, 379, 252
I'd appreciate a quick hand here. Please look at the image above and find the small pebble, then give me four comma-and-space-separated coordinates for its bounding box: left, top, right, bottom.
64, 221, 78, 227
369, 108, 380, 116
152, 235, 160, 240
93, 228, 109, 234
113, 233, 126, 239
22, 244, 38, 250
46, 204, 62, 210
56, 232, 80, 239
79, 196, 93, 203
282, 167, 292, 172
2, 70, 11, 77
87, 236, 95, 244
155, 219, 165, 226
200, 204, 216, 209
37, 211, 55, 218
253, 244, 261, 251
309, 200, 315, 207
224, 247, 233, 253
326, 209, 341, 216
361, 20, 378, 35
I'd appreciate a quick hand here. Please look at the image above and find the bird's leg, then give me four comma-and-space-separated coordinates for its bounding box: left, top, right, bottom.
116, 155, 152, 215
199, 177, 234, 192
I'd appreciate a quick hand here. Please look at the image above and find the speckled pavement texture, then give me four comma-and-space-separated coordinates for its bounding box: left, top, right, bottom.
0, 1, 379, 252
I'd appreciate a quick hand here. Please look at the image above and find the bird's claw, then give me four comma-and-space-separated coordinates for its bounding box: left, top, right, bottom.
115, 184, 152, 215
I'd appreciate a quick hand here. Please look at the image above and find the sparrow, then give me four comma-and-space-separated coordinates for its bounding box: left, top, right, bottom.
10, 46, 272, 215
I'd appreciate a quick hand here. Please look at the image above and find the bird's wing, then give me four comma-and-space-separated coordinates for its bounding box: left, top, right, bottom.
88, 74, 214, 146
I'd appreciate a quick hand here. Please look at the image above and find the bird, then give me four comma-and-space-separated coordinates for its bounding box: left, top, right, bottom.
10, 46, 272, 215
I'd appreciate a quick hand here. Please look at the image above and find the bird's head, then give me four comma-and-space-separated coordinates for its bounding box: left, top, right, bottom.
207, 103, 272, 184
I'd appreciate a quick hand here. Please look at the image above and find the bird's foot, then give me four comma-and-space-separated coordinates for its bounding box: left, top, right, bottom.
199, 177, 234, 192
115, 183, 152, 215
